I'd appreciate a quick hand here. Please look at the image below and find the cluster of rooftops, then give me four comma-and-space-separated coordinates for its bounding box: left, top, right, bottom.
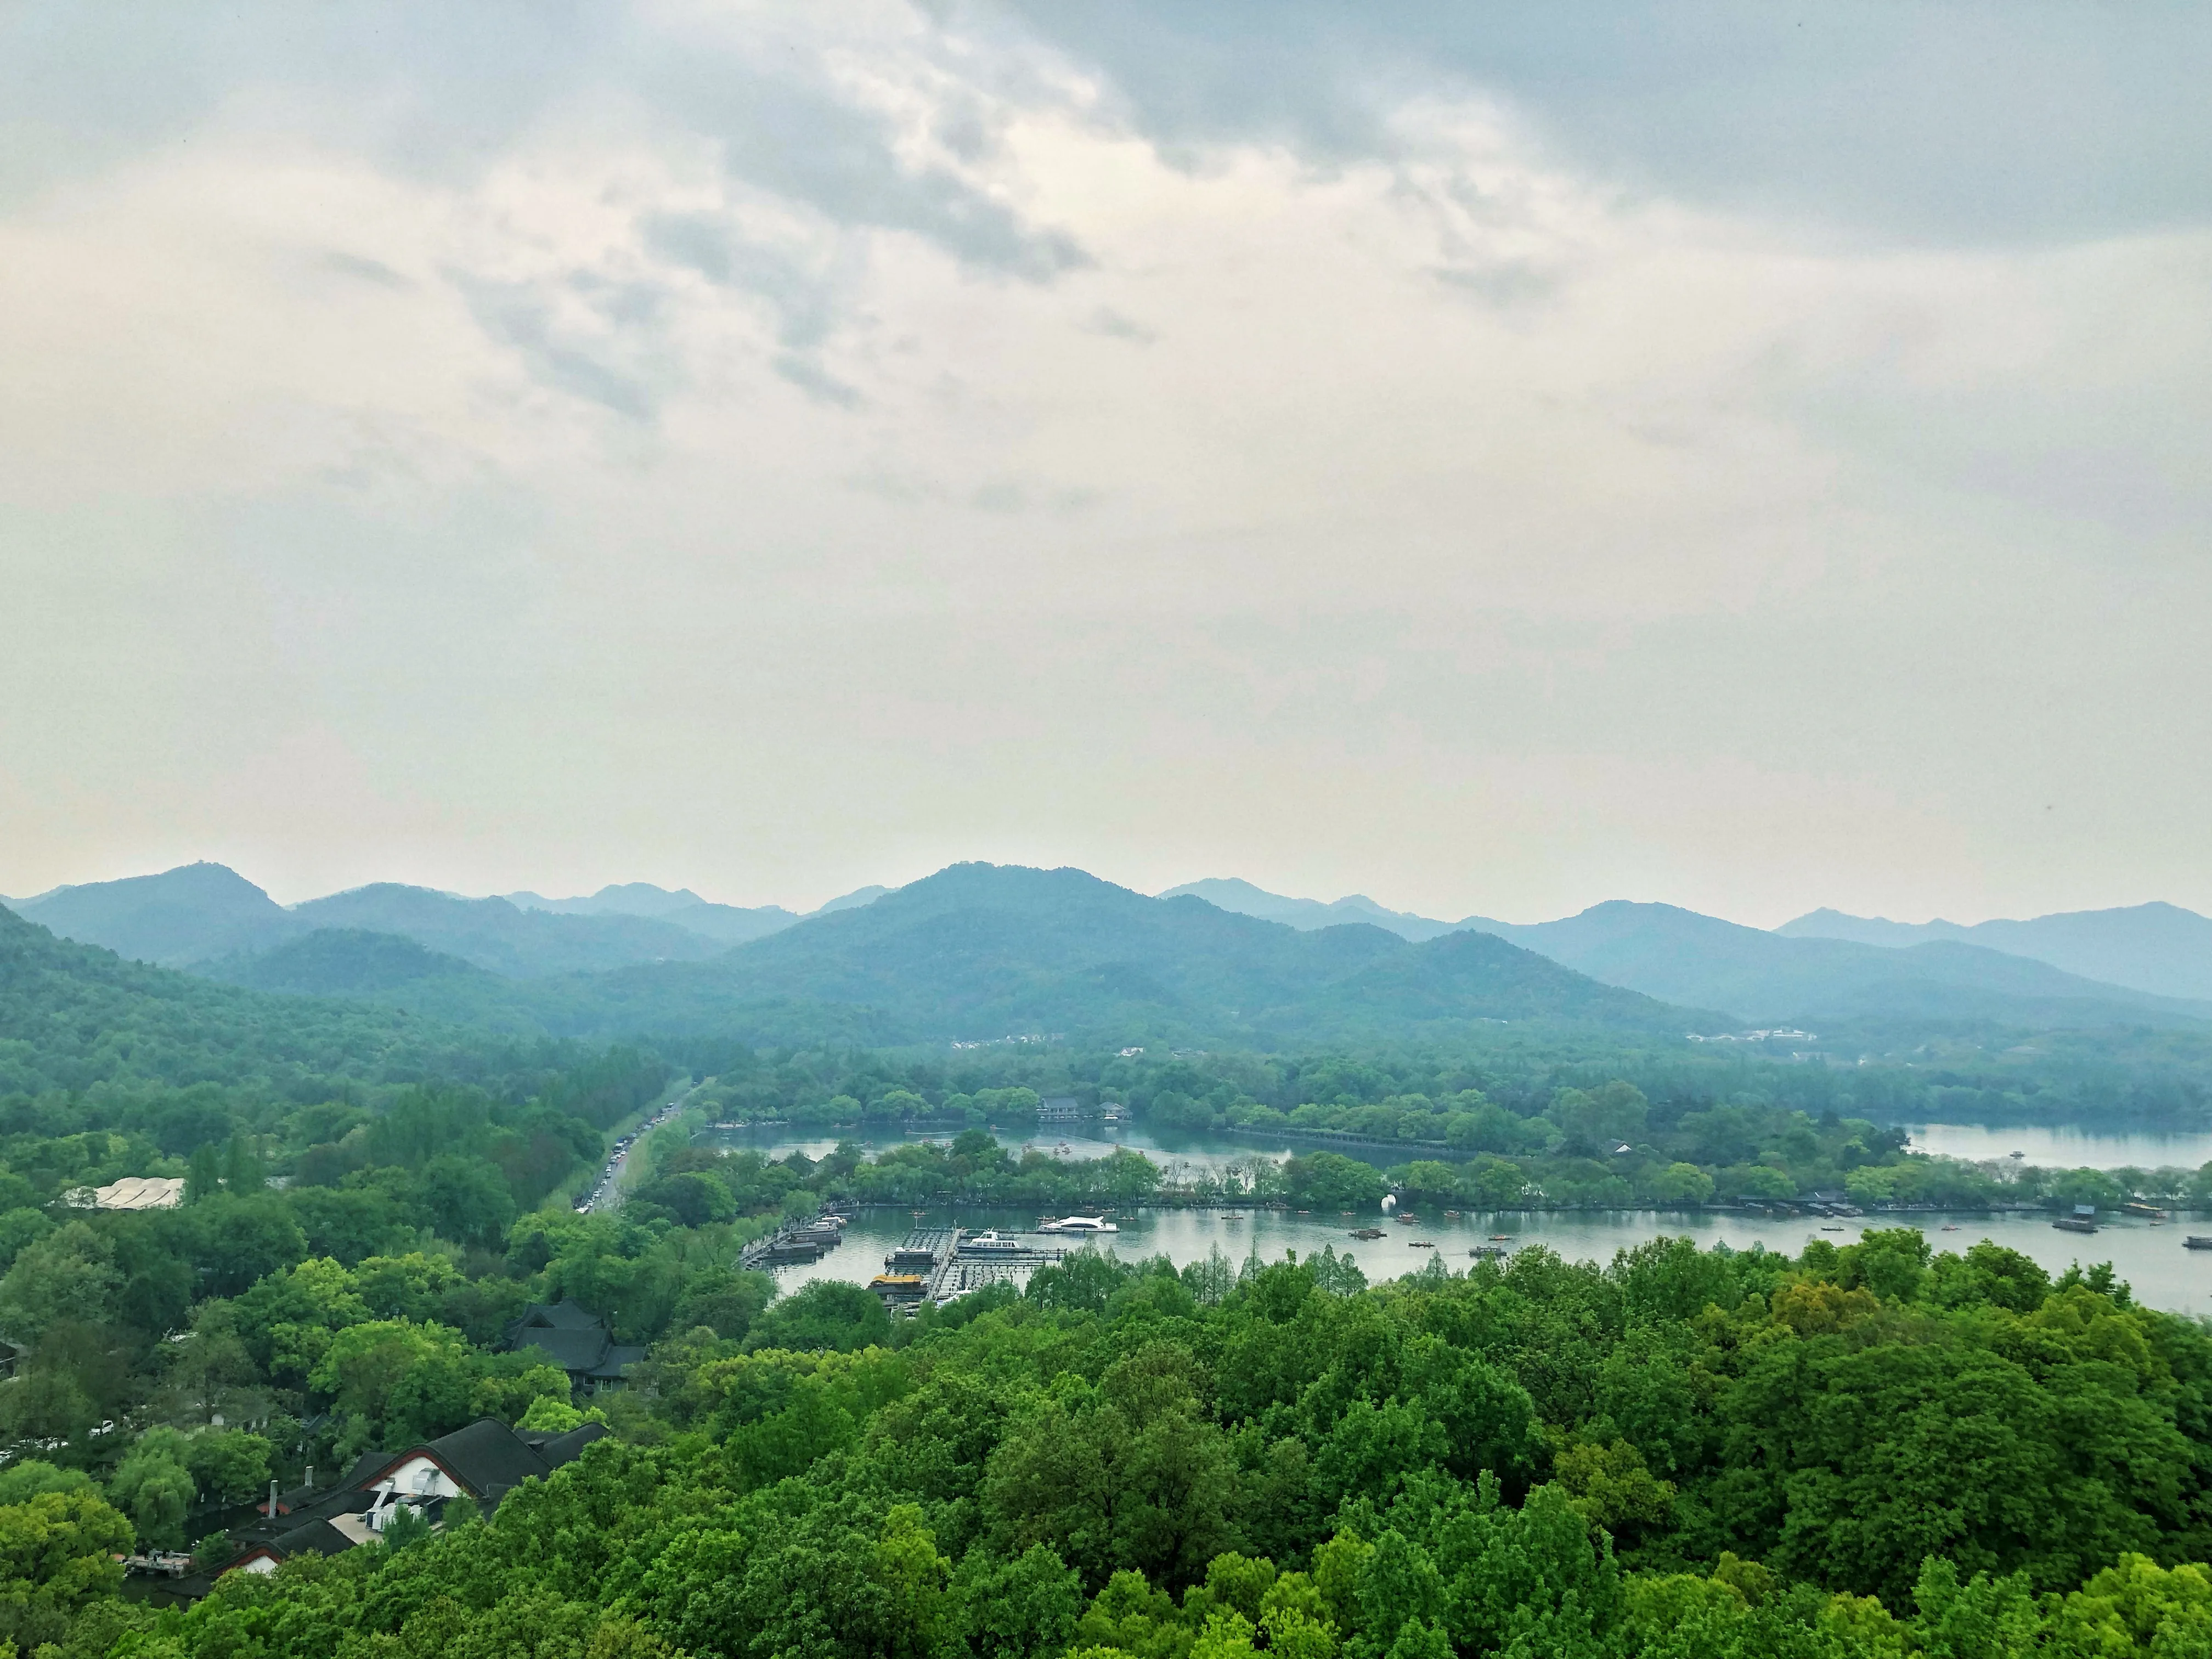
151, 1415, 607, 1597
145, 1300, 640, 1599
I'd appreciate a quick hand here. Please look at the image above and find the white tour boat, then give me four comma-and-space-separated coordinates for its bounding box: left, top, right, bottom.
1036, 1215, 1120, 1235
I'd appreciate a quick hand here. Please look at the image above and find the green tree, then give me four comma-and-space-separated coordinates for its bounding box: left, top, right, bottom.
0, 1222, 120, 1344
185, 1142, 224, 1204
947, 1543, 1085, 1659
108, 1433, 196, 1549
420, 1153, 518, 1247
223, 1131, 264, 1194
0, 1488, 134, 1650
1645, 1163, 1715, 1205
986, 1346, 1239, 1591
182, 1428, 273, 1506
748, 1280, 893, 1354
1282, 1154, 1386, 1212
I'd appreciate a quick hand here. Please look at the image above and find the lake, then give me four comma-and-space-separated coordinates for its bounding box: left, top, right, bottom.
761, 1201, 2212, 1316
1900, 1122, 2212, 1172
703, 1116, 2212, 1178
701, 1122, 2212, 1316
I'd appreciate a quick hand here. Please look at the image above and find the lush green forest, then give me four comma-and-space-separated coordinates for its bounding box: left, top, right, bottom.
21, 1229, 2212, 1659
14, 880, 2212, 1659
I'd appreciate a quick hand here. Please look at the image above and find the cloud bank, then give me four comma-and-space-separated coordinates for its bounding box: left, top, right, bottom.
2, 2, 2207, 923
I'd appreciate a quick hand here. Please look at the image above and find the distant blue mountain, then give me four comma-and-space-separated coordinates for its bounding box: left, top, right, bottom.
8, 862, 301, 967
503, 882, 801, 946
1158, 878, 1468, 941
1171, 878, 2211, 1030
1778, 902, 2212, 1002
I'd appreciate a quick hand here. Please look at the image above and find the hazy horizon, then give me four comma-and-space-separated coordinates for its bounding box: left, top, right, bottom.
5, 853, 2204, 935
7, 4, 2208, 929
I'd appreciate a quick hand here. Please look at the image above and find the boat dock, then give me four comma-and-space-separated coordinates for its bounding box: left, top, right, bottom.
740, 1215, 850, 1269
865, 1227, 1069, 1310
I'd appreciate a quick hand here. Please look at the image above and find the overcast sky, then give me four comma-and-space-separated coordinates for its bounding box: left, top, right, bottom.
4, 2, 2208, 926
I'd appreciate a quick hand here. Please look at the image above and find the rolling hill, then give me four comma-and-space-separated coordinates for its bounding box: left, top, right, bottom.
502, 882, 802, 946
1458, 901, 2212, 1030
292, 884, 726, 977
1779, 901, 2212, 1003
205, 927, 496, 997
0, 901, 503, 1097
8, 861, 302, 967
4, 864, 736, 979
495, 863, 1709, 1044
1159, 878, 1467, 941
1172, 878, 2210, 1032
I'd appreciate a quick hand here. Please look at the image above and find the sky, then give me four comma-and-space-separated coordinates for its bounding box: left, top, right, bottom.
3, 2, 2209, 927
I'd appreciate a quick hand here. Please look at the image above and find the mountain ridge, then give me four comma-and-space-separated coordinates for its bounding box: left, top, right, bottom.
532, 862, 1707, 1045
1779, 901, 2212, 1002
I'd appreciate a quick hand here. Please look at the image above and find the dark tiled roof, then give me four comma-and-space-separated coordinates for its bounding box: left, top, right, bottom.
335, 1451, 388, 1489
402, 1418, 557, 1496
534, 1422, 610, 1464
515, 1326, 613, 1373
505, 1300, 605, 1344
179, 1419, 607, 1603
595, 1345, 646, 1380
268, 1519, 354, 1559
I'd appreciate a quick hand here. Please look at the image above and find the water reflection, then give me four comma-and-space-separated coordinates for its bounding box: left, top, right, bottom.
699, 1122, 2212, 1315
1902, 1122, 2212, 1172
761, 1201, 2212, 1317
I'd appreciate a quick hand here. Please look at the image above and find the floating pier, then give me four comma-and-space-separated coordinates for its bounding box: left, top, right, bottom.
862, 1227, 1069, 1310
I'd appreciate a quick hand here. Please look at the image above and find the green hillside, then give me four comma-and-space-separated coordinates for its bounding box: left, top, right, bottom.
1468, 901, 2212, 1030
0, 903, 533, 1098
7, 861, 300, 967
495, 863, 1707, 1045
289, 884, 726, 977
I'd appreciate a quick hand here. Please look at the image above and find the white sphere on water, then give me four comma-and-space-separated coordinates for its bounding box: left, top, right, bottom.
1381, 1193, 1397, 1214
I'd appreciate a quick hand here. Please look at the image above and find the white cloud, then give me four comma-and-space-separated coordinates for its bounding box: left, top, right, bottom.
0, 3, 2205, 922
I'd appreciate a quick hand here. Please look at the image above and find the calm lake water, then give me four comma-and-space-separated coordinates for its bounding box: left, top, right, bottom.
1900, 1122, 2212, 1171
761, 1202, 2212, 1318
700, 1122, 2212, 1316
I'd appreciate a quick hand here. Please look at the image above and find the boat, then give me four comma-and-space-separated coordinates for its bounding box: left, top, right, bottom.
1349, 1227, 1387, 1240
1443, 1210, 1462, 1218
2186, 1237, 2212, 1250
868, 1273, 927, 1299
1220, 1212, 1244, 1221
1409, 1240, 1436, 1249
2053, 1217, 2099, 1235
957, 1230, 1025, 1256
1469, 1244, 1509, 1259
1489, 1234, 1512, 1242
1940, 1224, 1959, 1232
1394, 1213, 1417, 1225
1037, 1215, 1119, 1235
1819, 1224, 1844, 1232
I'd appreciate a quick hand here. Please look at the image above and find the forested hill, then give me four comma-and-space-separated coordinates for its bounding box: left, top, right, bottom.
1464, 901, 2212, 1031
516, 863, 1707, 1045
0, 902, 533, 1099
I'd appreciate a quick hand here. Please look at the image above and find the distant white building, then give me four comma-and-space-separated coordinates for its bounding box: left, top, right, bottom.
63, 1176, 185, 1211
